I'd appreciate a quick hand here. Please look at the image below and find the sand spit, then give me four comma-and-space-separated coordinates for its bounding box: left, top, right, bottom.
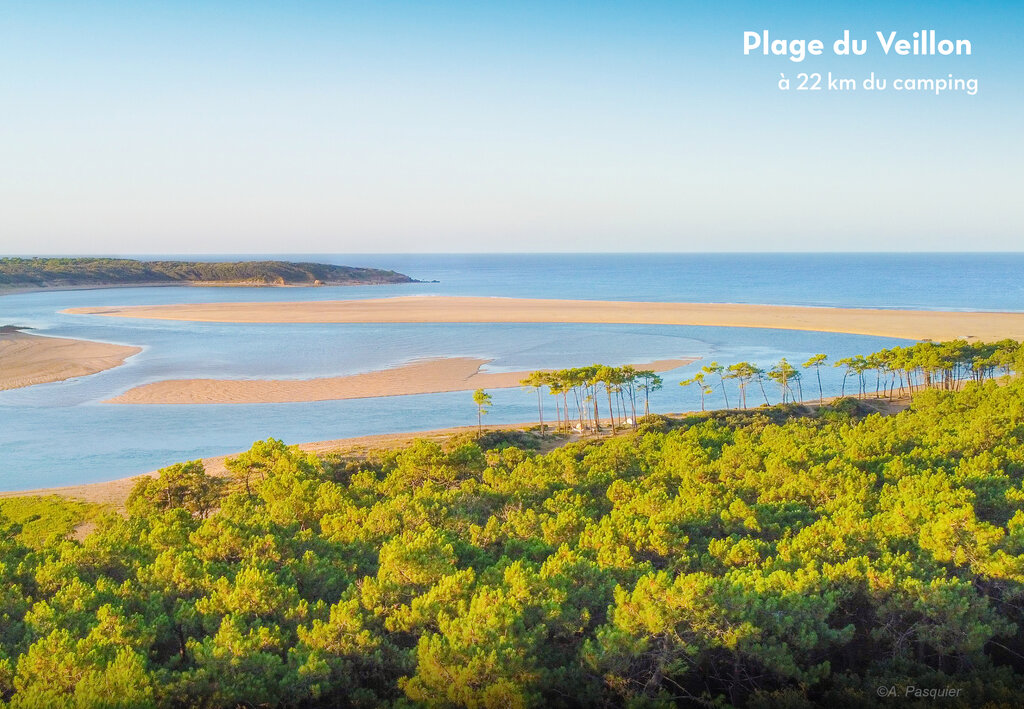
63, 295, 1024, 342
104, 356, 695, 405
0, 330, 141, 390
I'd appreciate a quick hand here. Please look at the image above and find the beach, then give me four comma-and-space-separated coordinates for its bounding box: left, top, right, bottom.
104, 356, 694, 404
13, 254, 1024, 492
0, 329, 141, 390
64, 295, 1024, 342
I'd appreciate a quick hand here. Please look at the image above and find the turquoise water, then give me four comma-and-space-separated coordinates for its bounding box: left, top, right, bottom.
3, 253, 1022, 490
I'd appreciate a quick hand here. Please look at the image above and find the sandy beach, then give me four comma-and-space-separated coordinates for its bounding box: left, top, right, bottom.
104, 356, 694, 404
64, 295, 1024, 342
0, 330, 141, 390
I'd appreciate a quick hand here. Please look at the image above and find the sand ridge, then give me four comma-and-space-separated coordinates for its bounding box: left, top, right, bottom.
104, 356, 695, 405
0, 330, 141, 390
63, 295, 1024, 342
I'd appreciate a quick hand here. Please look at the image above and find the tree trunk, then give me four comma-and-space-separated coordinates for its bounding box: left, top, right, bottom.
606, 388, 616, 432
536, 388, 544, 433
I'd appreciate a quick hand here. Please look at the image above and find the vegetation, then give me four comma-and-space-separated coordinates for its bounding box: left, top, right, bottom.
0, 257, 416, 289
827, 340, 1021, 399
803, 353, 829, 404
472, 389, 492, 433
518, 365, 663, 435
5, 341, 1024, 706
687, 341, 1021, 412
679, 372, 712, 411
515, 342, 1017, 435
0, 496, 99, 549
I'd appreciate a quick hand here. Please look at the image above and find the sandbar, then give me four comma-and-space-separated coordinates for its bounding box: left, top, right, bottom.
104, 356, 694, 405
0, 330, 141, 390
63, 295, 1024, 342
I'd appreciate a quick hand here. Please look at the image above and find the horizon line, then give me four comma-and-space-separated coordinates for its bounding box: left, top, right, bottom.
6, 251, 1024, 258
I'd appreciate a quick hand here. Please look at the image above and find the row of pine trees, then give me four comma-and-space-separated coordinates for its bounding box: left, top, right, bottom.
680, 340, 1023, 410
516, 366, 664, 434
480, 340, 1024, 433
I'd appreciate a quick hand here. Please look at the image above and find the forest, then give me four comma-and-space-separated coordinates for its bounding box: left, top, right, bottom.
0, 258, 415, 289
3, 341, 1024, 707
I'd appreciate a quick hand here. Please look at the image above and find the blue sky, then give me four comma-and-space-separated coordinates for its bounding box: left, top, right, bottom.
1, 0, 1020, 253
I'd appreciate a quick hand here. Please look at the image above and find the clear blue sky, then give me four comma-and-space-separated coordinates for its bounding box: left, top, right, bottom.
1, 0, 1020, 253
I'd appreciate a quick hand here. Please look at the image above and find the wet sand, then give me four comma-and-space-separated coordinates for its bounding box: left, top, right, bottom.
63, 295, 1024, 342
104, 356, 694, 404
0, 330, 141, 390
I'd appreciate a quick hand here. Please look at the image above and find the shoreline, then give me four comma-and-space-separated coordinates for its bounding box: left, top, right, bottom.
0, 280, 421, 297
0, 330, 142, 391
0, 422, 543, 507
0, 395, 909, 508
63, 295, 1024, 342
103, 356, 695, 405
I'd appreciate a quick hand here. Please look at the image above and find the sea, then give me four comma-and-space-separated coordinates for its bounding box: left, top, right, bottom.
3, 253, 1023, 491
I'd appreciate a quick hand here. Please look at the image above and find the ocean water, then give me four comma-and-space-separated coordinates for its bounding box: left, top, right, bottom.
2, 253, 1022, 490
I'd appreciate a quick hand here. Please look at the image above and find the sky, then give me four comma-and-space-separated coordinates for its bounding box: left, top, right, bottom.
0, 0, 1021, 254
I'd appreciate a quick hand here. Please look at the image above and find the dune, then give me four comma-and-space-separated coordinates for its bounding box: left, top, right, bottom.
0, 330, 141, 390
104, 356, 695, 405
63, 295, 1024, 342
